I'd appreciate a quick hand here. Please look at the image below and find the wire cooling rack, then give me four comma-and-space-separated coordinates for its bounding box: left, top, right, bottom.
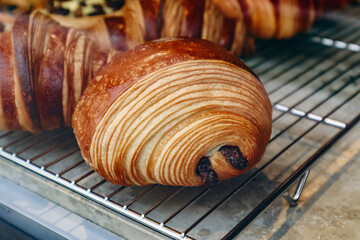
1, 6, 360, 240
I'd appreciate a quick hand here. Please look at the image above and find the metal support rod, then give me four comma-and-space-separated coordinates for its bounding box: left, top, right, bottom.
283, 169, 310, 207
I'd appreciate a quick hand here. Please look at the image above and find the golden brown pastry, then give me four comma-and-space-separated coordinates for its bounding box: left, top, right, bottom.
0, 11, 112, 132
1, 0, 352, 56
72, 37, 272, 186
48, 0, 253, 55
1, 0, 253, 55
50, 0, 145, 51
213, 0, 353, 39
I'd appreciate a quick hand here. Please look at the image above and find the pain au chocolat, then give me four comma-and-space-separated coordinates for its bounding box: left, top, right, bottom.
72, 37, 272, 187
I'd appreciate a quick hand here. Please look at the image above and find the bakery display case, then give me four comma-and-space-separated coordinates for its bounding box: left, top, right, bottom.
0, 1, 359, 239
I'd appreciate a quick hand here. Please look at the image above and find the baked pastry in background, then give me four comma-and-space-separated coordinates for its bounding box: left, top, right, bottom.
213, 0, 354, 39
0, 0, 354, 56
0, 11, 114, 132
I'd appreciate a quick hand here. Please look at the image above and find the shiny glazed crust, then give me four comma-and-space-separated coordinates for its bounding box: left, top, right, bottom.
1, 0, 352, 57
0, 11, 111, 132
73, 37, 272, 186
213, 0, 352, 39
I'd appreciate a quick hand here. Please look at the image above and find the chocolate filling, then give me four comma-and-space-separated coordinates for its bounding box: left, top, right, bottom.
219, 146, 248, 170
0, 22, 4, 32
49, 0, 125, 16
196, 157, 218, 187
53, 7, 70, 16
106, 0, 125, 10
89, 5, 106, 16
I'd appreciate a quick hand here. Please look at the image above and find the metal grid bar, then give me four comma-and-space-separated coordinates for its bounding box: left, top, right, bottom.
14, 129, 72, 155
0, 6, 359, 240
57, 159, 84, 176
311, 36, 360, 52
142, 187, 182, 217
28, 138, 76, 163
124, 185, 158, 209
105, 187, 126, 200
161, 188, 210, 226
274, 104, 346, 129
43, 148, 79, 170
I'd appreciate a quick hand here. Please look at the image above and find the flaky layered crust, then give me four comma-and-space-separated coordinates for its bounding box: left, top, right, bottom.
0, 11, 110, 132
213, 0, 351, 39
73, 37, 272, 186
1, 0, 352, 56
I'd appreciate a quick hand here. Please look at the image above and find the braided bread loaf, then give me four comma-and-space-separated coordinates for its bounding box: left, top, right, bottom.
0, 11, 114, 132
72, 37, 272, 186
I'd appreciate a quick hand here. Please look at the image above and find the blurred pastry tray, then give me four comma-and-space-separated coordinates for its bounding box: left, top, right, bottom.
1, 6, 360, 240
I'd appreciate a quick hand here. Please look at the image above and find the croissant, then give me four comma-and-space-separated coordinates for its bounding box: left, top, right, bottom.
48, 0, 353, 54
0, 11, 113, 132
72, 37, 272, 186
0, 0, 254, 55
213, 0, 354, 39
44, 0, 357, 54
46, 0, 254, 56
0, 0, 353, 56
